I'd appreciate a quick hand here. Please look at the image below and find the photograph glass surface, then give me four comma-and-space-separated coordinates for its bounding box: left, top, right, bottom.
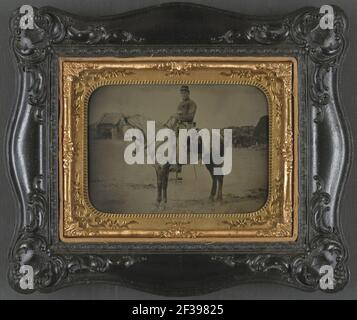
88, 84, 269, 214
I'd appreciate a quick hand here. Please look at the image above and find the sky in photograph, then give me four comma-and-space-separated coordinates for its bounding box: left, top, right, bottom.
89, 84, 268, 128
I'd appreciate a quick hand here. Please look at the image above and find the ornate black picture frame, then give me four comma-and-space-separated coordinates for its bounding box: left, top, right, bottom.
7, 3, 350, 295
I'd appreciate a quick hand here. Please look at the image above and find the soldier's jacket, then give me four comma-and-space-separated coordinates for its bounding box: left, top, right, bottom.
176, 98, 197, 122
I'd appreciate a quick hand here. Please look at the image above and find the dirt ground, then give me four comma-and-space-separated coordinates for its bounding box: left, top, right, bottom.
89, 139, 268, 214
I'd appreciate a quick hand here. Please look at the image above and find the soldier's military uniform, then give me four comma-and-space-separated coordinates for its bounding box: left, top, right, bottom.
166, 85, 197, 131
176, 96, 197, 124
166, 85, 198, 179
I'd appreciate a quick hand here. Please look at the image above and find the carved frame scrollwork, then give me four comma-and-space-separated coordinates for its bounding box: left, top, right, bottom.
7, 3, 350, 294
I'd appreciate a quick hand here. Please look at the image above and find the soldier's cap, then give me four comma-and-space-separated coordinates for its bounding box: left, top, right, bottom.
180, 85, 190, 93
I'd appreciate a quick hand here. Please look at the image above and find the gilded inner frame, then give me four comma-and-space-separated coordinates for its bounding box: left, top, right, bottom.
59, 57, 298, 242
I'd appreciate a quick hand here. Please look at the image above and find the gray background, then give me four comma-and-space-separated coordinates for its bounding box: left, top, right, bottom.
0, 0, 356, 299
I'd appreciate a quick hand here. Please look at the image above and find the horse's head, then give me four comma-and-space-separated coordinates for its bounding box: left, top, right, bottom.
118, 116, 134, 136
118, 115, 129, 128
118, 114, 148, 149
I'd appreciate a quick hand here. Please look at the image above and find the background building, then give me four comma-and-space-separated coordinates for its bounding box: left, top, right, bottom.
95, 113, 123, 139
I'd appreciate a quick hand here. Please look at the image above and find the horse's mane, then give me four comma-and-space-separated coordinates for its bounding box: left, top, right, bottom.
122, 114, 226, 159
125, 114, 167, 133
124, 114, 225, 140
123, 114, 169, 150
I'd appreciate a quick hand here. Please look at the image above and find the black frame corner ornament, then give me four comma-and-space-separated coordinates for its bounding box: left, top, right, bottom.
7, 3, 350, 295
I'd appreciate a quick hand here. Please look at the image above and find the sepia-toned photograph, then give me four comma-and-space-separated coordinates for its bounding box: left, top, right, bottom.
88, 84, 269, 214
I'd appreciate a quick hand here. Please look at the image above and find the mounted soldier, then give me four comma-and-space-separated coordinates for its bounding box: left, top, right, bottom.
166, 85, 197, 131
166, 85, 198, 180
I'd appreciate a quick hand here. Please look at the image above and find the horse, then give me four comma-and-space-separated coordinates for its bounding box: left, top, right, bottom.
118, 114, 225, 206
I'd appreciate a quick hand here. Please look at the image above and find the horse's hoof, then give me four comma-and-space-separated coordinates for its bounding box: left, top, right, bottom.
216, 198, 223, 204
209, 196, 215, 202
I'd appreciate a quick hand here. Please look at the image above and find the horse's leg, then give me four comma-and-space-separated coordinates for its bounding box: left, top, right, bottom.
210, 176, 218, 201
162, 165, 170, 204
155, 166, 162, 205
216, 175, 224, 203
206, 164, 217, 201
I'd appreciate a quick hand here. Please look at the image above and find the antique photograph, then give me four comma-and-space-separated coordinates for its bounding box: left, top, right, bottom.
88, 84, 269, 214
